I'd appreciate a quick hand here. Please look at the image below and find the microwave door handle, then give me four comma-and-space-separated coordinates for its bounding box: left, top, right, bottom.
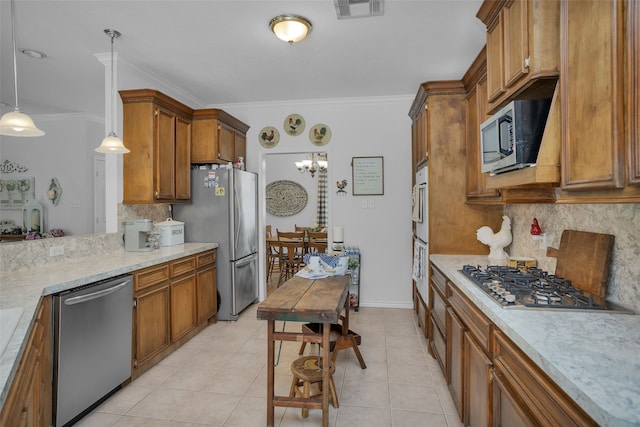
498, 115, 513, 156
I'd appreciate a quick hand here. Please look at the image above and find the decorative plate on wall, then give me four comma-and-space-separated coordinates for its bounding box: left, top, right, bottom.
266, 180, 308, 216
258, 126, 280, 148
309, 123, 331, 146
283, 114, 306, 136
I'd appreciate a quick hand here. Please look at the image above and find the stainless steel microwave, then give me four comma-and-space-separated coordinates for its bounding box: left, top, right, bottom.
480, 98, 552, 175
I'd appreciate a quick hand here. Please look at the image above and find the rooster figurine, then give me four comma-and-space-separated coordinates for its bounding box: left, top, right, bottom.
476, 215, 512, 264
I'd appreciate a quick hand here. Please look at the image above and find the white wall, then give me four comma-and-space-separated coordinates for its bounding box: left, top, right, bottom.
265, 152, 321, 232
221, 96, 415, 308
0, 114, 102, 235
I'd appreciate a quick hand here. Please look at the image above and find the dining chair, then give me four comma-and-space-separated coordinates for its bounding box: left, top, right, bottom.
307, 231, 328, 254
276, 230, 306, 286
266, 225, 279, 279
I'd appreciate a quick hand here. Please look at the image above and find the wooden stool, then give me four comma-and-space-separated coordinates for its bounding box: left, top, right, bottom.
289, 356, 339, 418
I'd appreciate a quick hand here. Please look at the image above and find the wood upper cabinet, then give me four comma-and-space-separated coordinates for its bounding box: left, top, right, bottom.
464, 48, 501, 202
409, 86, 429, 173
477, 0, 560, 113
121, 89, 193, 203
557, 0, 640, 202
191, 109, 250, 165
0, 296, 52, 427
630, 0, 640, 187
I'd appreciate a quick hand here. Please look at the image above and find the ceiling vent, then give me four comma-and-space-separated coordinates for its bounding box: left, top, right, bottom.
334, 0, 384, 19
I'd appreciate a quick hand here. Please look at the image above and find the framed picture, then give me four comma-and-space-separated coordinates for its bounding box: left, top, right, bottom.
0, 177, 35, 209
352, 156, 384, 195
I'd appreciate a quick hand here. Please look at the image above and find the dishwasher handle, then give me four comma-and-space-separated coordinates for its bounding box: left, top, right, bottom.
64, 280, 130, 306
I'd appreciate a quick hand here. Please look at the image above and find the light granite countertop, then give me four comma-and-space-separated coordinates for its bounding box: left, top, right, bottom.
430, 254, 640, 427
0, 242, 217, 412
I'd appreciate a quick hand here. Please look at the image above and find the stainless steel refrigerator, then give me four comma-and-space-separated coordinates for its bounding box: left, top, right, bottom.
173, 166, 258, 321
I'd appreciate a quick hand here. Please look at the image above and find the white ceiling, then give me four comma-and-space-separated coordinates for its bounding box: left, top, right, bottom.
0, 0, 486, 118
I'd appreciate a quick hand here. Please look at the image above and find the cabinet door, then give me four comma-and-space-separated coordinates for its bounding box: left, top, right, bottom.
447, 307, 465, 419
492, 370, 536, 427
0, 297, 52, 427
486, 18, 504, 102
629, 0, 640, 186
135, 285, 170, 366
502, 0, 529, 89
560, 0, 625, 190
217, 122, 236, 163
235, 132, 246, 165
465, 332, 493, 427
174, 116, 191, 200
196, 265, 217, 323
155, 108, 176, 200
170, 273, 197, 341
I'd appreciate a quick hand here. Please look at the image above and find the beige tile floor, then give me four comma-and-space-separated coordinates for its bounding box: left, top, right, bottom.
76, 304, 464, 427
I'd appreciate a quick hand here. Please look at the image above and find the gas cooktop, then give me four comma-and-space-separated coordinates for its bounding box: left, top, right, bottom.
461, 265, 627, 312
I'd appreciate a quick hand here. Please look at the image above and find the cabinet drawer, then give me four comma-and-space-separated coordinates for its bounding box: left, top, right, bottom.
196, 250, 216, 268
134, 263, 170, 292
448, 284, 492, 354
431, 283, 447, 334
430, 315, 446, 376
171, 256, 196, 277
430, 264, 447, 295
493, 331, 596, 426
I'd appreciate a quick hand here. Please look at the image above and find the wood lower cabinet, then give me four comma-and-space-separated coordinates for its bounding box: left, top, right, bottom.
0, 296, 52, 427
121, 89, 193, 204
195, 250, 217, 323
191, 109, 250, 165
132, 250, 217, 379
429, 262, 596, 426
465, 332, 493, 427
492, 330, 596, 426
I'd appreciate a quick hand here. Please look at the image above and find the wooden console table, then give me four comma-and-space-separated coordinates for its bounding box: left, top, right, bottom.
257, 274, 351, 427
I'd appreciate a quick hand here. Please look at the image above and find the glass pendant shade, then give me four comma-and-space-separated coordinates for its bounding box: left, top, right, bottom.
270, 15, 312, 43
2, 0, 44, 138
95, 132, 130, 153
0, 110, 45, 136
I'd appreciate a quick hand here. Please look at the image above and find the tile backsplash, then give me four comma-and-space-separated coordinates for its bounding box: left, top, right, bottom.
506, 203, 639, 313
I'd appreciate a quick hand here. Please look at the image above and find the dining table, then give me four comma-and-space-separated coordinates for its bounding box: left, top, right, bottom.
256, 274, 350, 427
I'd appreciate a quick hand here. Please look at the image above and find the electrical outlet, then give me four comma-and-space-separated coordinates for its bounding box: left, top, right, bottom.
49, 246, 65, 257
368, 200, 375, 209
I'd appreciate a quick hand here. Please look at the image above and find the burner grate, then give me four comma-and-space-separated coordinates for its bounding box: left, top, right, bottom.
460, 264, 609, 310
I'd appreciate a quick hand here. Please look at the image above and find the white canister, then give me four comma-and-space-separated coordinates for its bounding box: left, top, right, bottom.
155, 218, 184, 246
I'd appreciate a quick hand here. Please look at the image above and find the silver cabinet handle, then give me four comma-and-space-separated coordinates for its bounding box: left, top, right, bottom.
64, 280, 130, 306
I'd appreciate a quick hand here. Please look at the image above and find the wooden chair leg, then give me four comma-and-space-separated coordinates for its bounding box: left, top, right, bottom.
298, 341, 307, 355
302, 380, 311, 418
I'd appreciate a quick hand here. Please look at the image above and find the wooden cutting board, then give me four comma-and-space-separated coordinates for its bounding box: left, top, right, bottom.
546, 230, 614, 297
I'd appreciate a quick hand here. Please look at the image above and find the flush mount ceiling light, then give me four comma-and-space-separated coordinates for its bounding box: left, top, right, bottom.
0, 0, 45, 137
270, 15, 312, 44
95, 29, 130, 154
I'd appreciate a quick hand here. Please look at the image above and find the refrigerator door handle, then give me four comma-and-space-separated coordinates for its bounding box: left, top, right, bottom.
235, 256, 254, 268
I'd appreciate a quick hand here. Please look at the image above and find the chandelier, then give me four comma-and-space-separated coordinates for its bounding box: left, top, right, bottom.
295, 153, 327, 177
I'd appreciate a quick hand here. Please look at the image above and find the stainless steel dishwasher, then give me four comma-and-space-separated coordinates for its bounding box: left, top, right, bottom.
53, 274, 133, 427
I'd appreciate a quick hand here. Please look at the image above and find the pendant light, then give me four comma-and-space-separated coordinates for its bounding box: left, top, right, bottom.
0, 0, 45, 137
95, 29, 130, 154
